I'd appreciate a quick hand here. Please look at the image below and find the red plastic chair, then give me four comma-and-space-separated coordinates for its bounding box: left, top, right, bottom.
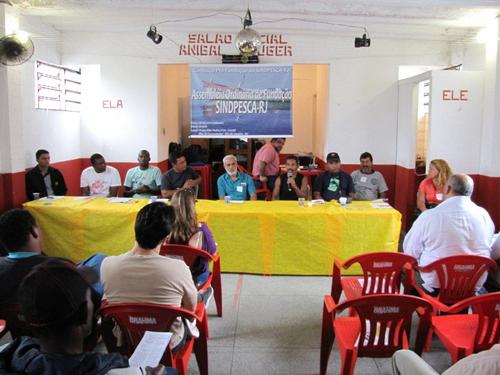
412, 254, 497, 351
320, 294, 432, 375
431, 292, 500, 364
413, 255, 497, 306
331, 252, 417, 304
0, 319, 6, 339
237, 164, 270, 200
98, 302, 208, 375
160, 243, 223, 317
0, 304, 32, 339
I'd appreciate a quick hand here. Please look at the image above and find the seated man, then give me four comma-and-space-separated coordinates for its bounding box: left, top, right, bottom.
80, 153, 121, 197
0, 209, 47, 304
313, 152, 354, 202
403, 174, 495, 294
351, 152, 388, 200
101, 202, 198, 352
124, 150, 162, 198
161, 151, 201, 199
0, 258, 178, 375
272, 155, 308, 200
0, 209, 106, 300
393, 345, 500, 375
25, 149, 67, 201
217, 154, 256, 201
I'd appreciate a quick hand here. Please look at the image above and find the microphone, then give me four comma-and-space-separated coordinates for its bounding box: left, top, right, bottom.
287, 170, 293, 191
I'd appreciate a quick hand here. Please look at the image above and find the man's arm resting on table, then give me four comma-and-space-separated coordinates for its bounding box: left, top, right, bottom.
313, 192, 322, 200
123, 186, 135, 197
161, 189, 177, 198
249, 193, 257, 201
81, 186, 90, 196
379, 191, 387, 199
108, 186, 119, 197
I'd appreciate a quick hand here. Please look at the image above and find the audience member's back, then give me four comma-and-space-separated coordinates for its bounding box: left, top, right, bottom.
0, 209, 47, 304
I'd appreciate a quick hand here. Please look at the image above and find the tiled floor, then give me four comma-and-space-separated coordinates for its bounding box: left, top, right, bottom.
0, 274, 454, 375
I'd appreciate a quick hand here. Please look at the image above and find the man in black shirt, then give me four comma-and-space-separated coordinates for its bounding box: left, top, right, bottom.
0, 209, 47, 304
25, 149, 67, 200
313, 152, 355, 202
272, 156, 308, 200
161, 151, 201, 198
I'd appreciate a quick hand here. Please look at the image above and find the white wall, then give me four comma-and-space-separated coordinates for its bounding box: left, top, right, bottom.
428, 71, 484, 174
63, 54, 158, 163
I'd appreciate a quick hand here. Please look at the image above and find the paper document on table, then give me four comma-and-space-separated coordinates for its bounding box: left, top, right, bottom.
39, 196, 64, 200
128, 331, 172, 368
371, 203, 392, 209
107, 197, 134, 203
229, 200, 244, 204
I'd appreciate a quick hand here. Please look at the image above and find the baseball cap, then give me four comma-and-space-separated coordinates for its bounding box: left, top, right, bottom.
326, 152, 341, 163
18, 258, 98, 328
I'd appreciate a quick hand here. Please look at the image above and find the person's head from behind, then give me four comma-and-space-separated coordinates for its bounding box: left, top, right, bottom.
36, 149, 50, 169
170, 188, 198, 243
137, 150, 151, 169
18, 258, 97, 350
169, 151, 187, 173
223, 154, 238, 177
90, 153, 106, 173
135, 202, 175, 250
285, 156, 299, 174
271, 138, 286, 152
0, 209, 41, 254
359, 152, 373, 173
326, 152, 341, 174
445, 174, 474, 200
428, 159, 453, 188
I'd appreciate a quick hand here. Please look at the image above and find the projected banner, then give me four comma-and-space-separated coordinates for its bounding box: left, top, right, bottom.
190, 64, 292, 138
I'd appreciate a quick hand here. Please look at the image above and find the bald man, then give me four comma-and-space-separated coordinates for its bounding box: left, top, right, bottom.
403, 174, 495, 294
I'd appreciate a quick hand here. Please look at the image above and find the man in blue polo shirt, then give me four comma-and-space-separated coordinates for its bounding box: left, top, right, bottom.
217, 154, 257, 201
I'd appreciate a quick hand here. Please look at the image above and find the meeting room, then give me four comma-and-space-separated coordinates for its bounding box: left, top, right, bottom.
0, 1, 499, 374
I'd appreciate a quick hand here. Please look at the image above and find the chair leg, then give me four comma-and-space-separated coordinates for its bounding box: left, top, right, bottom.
320, 305, 335, 375
212, 261, 223, 317
340, 349, 357, 375
424, 326, 433, 352
194, 333, 209, 375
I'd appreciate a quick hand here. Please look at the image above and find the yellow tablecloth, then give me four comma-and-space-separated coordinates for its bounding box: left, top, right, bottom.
24, 198, 401, 275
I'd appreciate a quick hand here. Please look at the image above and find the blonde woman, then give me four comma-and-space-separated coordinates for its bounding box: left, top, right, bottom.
169, 188, 217, 287
416, 159, 453, 212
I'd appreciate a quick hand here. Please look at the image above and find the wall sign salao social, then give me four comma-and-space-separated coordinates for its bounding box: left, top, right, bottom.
442, 90, 468, 101
102, 100, 124, 109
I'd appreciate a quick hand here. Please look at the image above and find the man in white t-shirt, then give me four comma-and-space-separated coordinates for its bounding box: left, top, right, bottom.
80, 153, 121, 197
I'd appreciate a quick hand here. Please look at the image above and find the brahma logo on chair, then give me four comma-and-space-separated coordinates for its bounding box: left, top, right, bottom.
128, 316, 157, 325
372, 262, 393, 268
453, 264, 475, 272
373, 306, 399, 314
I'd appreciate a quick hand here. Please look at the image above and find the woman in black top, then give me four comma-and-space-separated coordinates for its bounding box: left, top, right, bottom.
272, 156, 308, 200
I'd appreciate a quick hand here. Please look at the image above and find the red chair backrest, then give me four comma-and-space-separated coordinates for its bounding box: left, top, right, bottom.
419, 255, 496, 305
336, 294, 432, 357
447, 292, 500, 352
0, 304, 33, 338
98, 303, 198, 359
160, 243, 215, 268
342, 252, 417, 295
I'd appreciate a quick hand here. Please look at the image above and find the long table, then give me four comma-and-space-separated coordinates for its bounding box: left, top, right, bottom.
23, 198, 401, 275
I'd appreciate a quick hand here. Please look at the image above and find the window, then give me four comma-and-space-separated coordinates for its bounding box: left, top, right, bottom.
35, 60, 82, 111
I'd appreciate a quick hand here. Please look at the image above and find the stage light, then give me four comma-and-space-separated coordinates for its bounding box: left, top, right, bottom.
147, 25, 163, 44
354, 33, 371, 48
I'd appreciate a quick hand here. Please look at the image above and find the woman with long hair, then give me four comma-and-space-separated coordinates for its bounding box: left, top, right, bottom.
169, 188, 217, 287
416, 159, 453, 212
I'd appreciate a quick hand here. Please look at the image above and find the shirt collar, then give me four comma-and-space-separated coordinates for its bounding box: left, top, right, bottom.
7, 251, 40, 259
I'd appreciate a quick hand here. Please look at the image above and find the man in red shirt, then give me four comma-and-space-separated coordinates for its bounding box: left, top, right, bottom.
252, 138, 286, 191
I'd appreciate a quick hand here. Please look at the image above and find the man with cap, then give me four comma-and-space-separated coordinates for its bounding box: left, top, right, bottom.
0, 258, 178, 374
313, 152, 355, 202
